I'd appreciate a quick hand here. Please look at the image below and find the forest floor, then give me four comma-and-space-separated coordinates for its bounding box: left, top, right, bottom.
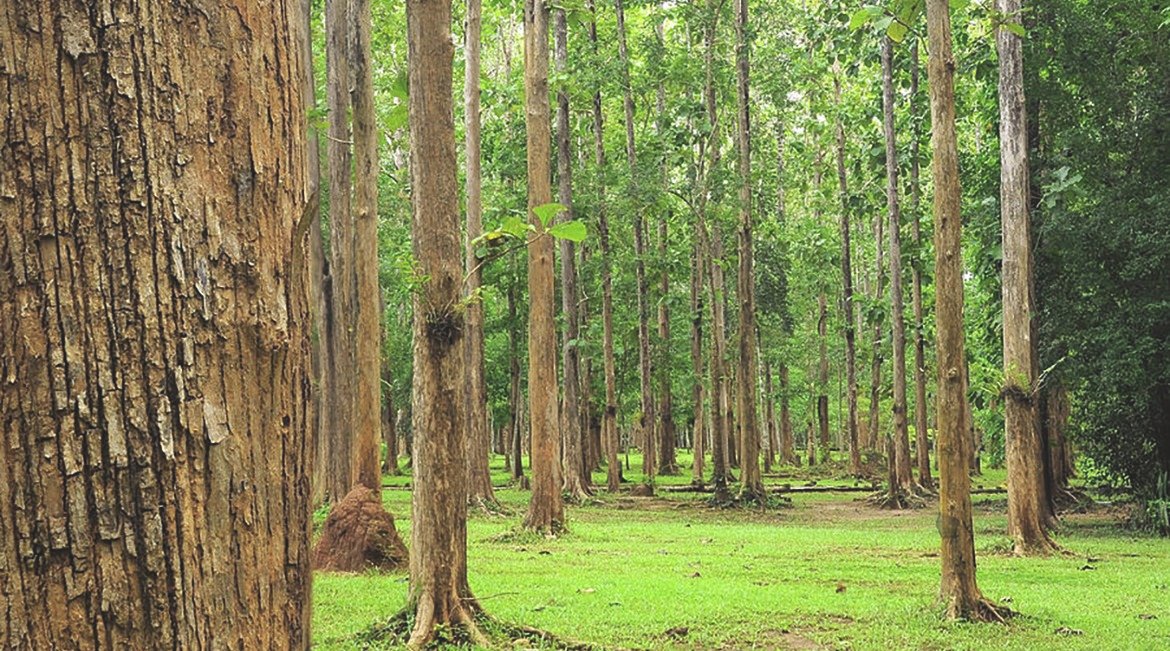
312, 453, 1170, 650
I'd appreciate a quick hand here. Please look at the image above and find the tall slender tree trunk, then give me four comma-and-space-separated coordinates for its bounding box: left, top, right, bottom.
404, 0, 485, 640
352, 0, 383, 493
775, 124, 797, 467
817, 291, 831, 460
555, 8, 591, 501
780, 365, 796, 465
655, 35, 679, 477
304, 0, 333, 507
764, 361, 779, 471
0, 1, 312, 644
910, 40, 934, 491
326, 0, 356, 502
882, 38, 915, 498
524, 0, 565, 531
733, 0, 764, 502
383, 351, 400, 475
926, 0, 1006, 621
834, 74, 863, 477
590, 0, 623, 493
866, 196, 885, 453
691, 221, 707, 486
615, 0, 656, 486
507, 259, 526, 481
464, 0, 499, 508
998, 0, 1057, 555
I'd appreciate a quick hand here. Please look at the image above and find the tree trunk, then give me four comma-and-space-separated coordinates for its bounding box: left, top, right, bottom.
817, 291, 831, 462
326, 0, 356, 503
404, 0, 486, 640
352, 0, 383, 494
733, 0, 763, 502
882, 37, 915, 496
926, 0, 1004, 621
998, 0, 1057, 555
464, 0, 499, 509
615, 0, 656, 487
780, 364, 796, 465
507, 259, 526, 481
655, 35, 679, 478
304, 0, 332, 507
0, 2, 312, 645
764, 361, 779, 472
910, 40, 935, 491
555, 8, 591, 501
589, 0, 623, 493
691, 218, 707, 486
382, 346, 400, 475
524, 0, 565, 532
834, 73, 863, 478
1042, 382, 1074, 496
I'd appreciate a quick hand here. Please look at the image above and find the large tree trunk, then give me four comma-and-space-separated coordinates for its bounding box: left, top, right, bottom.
464, 0, 499, 509
615, 0, 656, 487
910, 40, 935, 491
404, 0, 485, 641
733, 0, 764, 502
998, 0, 1057, 555
555, 8, 591, 502
834, 74, 863, 477
589, 0, 623, 494
352, 0, 383, 493
0, 2, 311, 645
882, 37, 916, 498
524, 0, 565, 532
926, 0, 1005, 621
325, 0, 356, 503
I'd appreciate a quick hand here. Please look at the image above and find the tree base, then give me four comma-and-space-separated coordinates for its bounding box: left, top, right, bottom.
359, 610, 592, 650
944, 596, 1015, 623
312, 486, 408, 573
868, 484, 932, 510
629, 483, 655, 497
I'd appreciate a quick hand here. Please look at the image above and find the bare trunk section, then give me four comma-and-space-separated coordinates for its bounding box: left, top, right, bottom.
304, 0, 333, 507
464, 0, 499, 509
588, 0, 622, 493
817, 291, 831, 461
764, 361, 779, 472
555, 8, 591, 501
834, 74, 863, 477
0, 2, 311, 644
882, 38, 916, 497
655, 35, 679, 477
733, 0, 763, 502
910, 40, 935, 491
998, 0, 1057, 555
508, 265, 526, 482
691, 221, 707, 486
352, 0, 383, 493
926, 0, 1006, 621
615, 0, 656, 487
326, 0, 357, 503
405, 0, 485, 641
524, 0, 566, 531
382, 351, 400, 475
780, 365, 796, 465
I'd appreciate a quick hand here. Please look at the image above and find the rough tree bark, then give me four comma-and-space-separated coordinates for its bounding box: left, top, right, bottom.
555, 7, 591, 501
524, 0, 566, 531
881, 37, 917, 501
464, 0, 499, 509
733, 0, 764, 502
589, 0, 623, 494
998, 0, 1057, 555
404, 0, 486, 641
834, 73, 863, 477
326, 0, 356, 503
352, 0, 383, 493
615, 0, 656, 487
910, 40, 935, 491
926, 0, 1008, 621
0, 1, 311, 645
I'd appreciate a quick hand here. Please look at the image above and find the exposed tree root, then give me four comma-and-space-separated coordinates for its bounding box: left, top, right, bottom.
359, 607, 594, 650
469, 495, 510, 516
867, 487, 929, 510
945, 596, 1015, 623
629, 483, 655, 497
1011, 533, 1064, 557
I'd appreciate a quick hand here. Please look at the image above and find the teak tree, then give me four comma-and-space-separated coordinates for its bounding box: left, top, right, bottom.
925, 0, 1008, 621
404, 0, 486, 642
833, 73, 863, 477
997, 0, 1057, 555
0, 1, 311, 645
524, 0, 566, 532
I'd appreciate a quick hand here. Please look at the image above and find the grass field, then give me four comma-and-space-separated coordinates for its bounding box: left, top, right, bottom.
313, 454, 1170, 650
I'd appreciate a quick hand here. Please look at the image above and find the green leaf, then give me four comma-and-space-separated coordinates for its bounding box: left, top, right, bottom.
1003, 21, 1026, 37
390, 71, 409, 101
888, 20, 909, 42
848, 6, 884, 30
532, 202, 568, 227
548, 220, 587, 242
501, 216, 529, 238
386, 104, 408, 132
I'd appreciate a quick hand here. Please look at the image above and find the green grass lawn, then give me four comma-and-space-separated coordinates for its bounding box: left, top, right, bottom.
314, 455, 1170, 649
